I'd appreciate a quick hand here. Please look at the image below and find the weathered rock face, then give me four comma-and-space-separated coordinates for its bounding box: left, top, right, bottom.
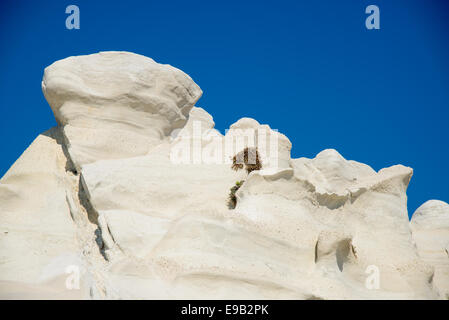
0, 128, 103, 299
42, 51, 202, 169
411, 200, 449, 299
0, 52, 448, 299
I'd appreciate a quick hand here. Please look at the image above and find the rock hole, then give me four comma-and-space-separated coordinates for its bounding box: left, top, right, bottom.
336, 239, 351, 272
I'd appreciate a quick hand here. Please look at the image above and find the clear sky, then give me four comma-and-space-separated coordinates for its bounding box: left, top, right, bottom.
0, 0, 448, 217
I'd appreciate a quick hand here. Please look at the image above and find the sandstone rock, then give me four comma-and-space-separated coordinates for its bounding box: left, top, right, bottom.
411, 200, 449, 299
0, 128, 102, 299
0, 52, 447, 299
42, 51, 202, 169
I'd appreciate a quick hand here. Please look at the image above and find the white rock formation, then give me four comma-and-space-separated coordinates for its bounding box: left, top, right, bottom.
0, 51, 448, 299
42, 51, 202, 169
411, 200, 449, 299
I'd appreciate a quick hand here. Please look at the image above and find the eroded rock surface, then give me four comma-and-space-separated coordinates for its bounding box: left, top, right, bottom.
42, 51, 202, 169
0, 52, 448, 299
411, 200, 449, 299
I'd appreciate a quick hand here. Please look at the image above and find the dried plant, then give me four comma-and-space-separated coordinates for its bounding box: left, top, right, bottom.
231, 147, 262, 174
228, 147, 263, 209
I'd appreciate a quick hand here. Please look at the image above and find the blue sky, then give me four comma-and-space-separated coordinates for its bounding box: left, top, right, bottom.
0, 0, 448, 217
